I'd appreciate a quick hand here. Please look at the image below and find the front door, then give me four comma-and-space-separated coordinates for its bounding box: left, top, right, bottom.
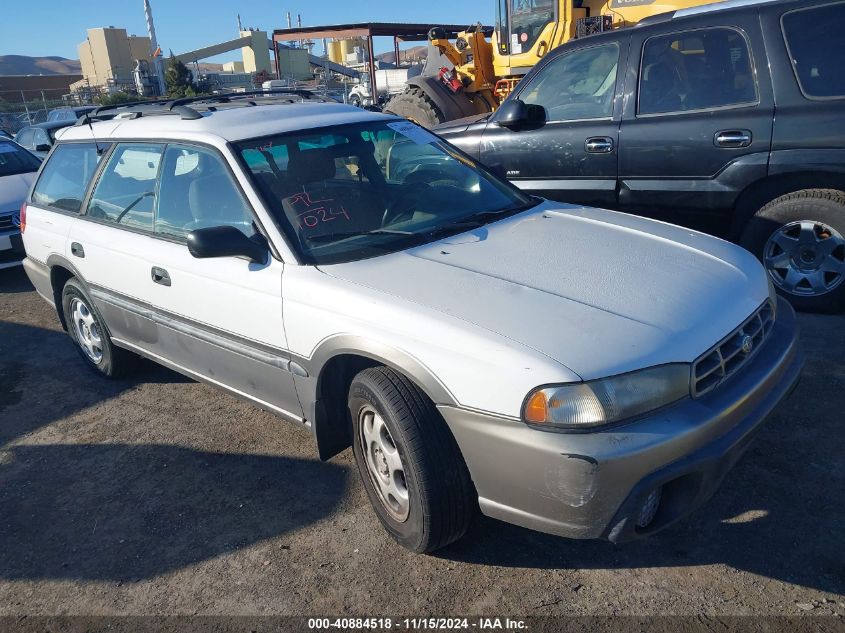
617, 17, 774, 232
478, 37, 627, 208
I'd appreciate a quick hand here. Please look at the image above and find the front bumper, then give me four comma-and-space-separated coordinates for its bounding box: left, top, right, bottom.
438, 296, 803, 541
0, 230, 24, 270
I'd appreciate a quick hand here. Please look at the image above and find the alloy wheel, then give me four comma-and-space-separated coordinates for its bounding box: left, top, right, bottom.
70, 297, 103, 363
358, 405, 410, 522
764, 220, 845, 296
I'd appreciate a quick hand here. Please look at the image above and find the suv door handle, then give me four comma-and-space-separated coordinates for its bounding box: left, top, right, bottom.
150, 266, 171, 287
585, 137, 614, 153
70, 242, 85, 258
714, 130, 752, 148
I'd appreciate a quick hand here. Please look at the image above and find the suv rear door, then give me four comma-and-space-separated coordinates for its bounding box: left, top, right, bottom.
70, 141, 303, 421
477, 35, 627, 208
617, 11, 774, 232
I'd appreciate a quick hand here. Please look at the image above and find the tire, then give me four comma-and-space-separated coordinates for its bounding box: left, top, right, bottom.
61, 277, 138, 377
349, 366, 475, 553
349, 94, 362, 108
740, 189, 845, 313
383, 87, 446, 129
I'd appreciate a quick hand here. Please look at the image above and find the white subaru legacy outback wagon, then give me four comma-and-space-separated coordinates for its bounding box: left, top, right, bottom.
21, 92, 803, 553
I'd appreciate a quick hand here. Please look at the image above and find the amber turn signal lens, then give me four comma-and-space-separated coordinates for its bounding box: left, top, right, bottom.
524, 391, 548, 423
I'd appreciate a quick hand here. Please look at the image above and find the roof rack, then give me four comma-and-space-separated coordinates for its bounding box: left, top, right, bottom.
74, 89, 330, 126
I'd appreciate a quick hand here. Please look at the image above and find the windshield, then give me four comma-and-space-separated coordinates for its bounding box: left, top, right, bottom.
236, 119, 537, 264
0, 141, 41, 177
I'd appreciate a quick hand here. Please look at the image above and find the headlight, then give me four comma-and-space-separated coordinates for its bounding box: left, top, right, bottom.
522, 364, 690, 429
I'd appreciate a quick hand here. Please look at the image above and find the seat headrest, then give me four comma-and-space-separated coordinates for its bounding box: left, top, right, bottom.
287, 148, 336, 185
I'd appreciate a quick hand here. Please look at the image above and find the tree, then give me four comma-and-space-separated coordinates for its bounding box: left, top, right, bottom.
164, 54, 196, 98
95, 92, 137, 106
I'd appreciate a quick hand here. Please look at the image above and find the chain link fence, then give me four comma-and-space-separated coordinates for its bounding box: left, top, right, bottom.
0, 87, 86, 135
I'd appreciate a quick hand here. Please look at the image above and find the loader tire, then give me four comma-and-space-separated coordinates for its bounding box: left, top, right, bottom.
384, 87, 446, 129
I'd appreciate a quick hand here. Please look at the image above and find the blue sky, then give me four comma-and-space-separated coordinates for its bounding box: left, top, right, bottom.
2, 0, 494, 62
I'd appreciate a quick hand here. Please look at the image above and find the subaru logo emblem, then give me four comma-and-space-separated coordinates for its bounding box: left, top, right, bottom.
741, 335, 753, 354
11, 212, 20, 228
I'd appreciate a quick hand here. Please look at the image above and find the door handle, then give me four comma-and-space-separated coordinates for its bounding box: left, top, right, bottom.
70, 242, 85, 258
714, 130, 752, 148
585, 137, 614, 153
150, 266, 171, 287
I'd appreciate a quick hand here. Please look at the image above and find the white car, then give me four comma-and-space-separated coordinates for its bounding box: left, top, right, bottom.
0, 139, 40, 269
21, 94, 803, 553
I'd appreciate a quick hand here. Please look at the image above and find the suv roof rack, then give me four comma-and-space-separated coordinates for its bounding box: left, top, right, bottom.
74, 89, 332, 126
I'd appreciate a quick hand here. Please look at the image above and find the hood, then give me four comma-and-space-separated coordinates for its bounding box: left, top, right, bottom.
433, 112, 490, 135
0, 172, 36, 213
320, 202, 770, 380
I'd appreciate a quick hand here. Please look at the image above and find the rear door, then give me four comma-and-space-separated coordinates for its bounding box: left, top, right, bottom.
478, 36, 627, 208
617, 13, 774, 232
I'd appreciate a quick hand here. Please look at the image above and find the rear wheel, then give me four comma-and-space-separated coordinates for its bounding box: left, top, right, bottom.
384, 87, 446, 129
740, 189, 845, 313
61, 277, 138, 377
349, 366, 475, 553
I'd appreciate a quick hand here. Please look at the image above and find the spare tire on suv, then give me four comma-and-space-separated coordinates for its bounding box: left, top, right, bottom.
740, 189, 845, 313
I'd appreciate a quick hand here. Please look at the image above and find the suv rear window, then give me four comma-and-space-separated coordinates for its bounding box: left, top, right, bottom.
782, 2, 845, 99
31, 143, 103, 212
638, 27, 757, 114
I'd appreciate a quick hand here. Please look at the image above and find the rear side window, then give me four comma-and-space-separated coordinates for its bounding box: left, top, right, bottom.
782, 2, 845, 99
86, 143, 163, 231
31, 143, 103, 212
638, 28, 757, 114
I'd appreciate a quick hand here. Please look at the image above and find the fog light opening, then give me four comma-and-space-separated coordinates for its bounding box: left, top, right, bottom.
636, 486, 662, 529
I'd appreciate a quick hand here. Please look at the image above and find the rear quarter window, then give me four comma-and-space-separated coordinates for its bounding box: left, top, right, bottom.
781, 2, 845, 99
31, 143, 104, 213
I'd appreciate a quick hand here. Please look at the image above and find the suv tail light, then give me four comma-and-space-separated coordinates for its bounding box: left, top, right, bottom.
19, 202, 26, 233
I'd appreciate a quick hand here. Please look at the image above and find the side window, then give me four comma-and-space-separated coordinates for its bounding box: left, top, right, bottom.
33, 128, 50, 148
16, 129, 34, 149
638, 28, 757, 115
782, 2, 845, 99
86, 143, 163, 232
31, 143, 103, 212
156, 144, 254, 239
518, 43, 619, 121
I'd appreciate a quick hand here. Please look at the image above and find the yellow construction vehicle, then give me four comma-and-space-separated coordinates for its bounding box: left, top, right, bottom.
385, 0, 720, 127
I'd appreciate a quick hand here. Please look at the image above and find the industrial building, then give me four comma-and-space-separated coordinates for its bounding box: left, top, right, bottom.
74, 27, 154, 94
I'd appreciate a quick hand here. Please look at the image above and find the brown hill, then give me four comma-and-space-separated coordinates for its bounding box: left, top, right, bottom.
0, 55, 81, 76
376, 45, 428, 65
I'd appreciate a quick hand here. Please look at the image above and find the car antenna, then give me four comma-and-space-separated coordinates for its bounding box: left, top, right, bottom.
82, 112, 104, 155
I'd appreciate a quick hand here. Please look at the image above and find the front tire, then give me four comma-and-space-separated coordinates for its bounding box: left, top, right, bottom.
383, 87, 446, 129
740, 189, 845, 313
349, 366, 475, 553
61, 277, 138, 377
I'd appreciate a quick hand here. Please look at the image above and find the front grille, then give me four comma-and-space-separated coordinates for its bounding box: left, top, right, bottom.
692, 301, 775, 398
0, 212, 15, 232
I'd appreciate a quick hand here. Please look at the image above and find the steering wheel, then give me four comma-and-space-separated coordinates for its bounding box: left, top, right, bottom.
382, 183, 430, 226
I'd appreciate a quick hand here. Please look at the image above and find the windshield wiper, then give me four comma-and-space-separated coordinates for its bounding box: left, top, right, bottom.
305, 228, 416, 243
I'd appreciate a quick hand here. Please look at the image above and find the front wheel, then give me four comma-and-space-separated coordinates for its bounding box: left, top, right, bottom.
349, 366, 475, 553
740, 189, 845, 313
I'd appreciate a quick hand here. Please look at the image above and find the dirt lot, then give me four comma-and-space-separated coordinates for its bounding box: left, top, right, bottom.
0, 264, 843, 618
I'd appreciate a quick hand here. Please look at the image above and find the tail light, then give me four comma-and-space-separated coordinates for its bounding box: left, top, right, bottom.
19, 202, 26, 233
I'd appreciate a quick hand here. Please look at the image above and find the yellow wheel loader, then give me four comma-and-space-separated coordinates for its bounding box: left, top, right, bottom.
385, 0, 722, 127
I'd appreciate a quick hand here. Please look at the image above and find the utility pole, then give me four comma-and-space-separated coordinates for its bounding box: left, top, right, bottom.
144, 0, 166, 96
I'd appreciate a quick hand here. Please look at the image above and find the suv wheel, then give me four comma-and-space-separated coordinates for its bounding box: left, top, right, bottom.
740, 189, 845, 313
61, 278, 138, 377
348, 366, 475, 553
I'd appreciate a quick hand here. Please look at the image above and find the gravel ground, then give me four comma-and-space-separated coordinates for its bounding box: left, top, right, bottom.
0, 265, 843, 618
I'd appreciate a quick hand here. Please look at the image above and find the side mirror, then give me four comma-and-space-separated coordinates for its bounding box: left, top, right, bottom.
35, 143, 51, 152
496, 99, 546, 129
187, 225, 268, 264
